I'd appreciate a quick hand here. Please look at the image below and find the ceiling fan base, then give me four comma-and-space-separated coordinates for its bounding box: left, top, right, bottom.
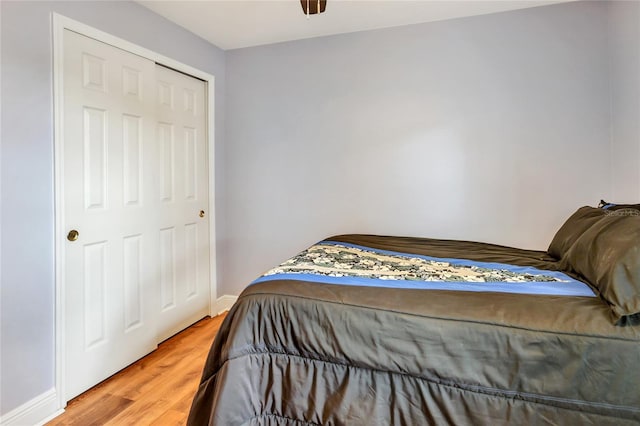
300, 0, 327, 15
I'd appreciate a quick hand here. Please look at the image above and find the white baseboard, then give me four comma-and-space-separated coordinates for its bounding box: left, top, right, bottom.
211, 294, 238, 316
0, 388, 63, 426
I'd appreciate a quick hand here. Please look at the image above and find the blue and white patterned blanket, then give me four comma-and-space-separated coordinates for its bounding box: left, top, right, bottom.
252, 241, 595, 297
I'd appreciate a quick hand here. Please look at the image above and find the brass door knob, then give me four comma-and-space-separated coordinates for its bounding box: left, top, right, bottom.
199, 210, 205, 218
67, 229, 79, 241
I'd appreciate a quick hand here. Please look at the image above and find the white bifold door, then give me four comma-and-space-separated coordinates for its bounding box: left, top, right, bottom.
63, 30, 210, 401
155, 65, 210, 342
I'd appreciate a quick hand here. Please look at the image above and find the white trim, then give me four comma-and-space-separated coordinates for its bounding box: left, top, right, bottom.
52, 14, 213, 82
52, 12, 66, 413
207, 72, 218, 317
212, 295, 239, 316
51, 12, 217, 421
0, 389, 63, 426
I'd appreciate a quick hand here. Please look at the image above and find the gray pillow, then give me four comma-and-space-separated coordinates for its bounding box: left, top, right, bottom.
560, 214, 640, 324
547, 207, 605, 259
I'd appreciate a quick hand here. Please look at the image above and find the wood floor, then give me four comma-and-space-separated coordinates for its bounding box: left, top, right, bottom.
47, 313, 226, 426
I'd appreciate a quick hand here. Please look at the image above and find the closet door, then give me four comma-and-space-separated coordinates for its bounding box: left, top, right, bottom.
63, 30, 159, 400
155, 65, 210, 342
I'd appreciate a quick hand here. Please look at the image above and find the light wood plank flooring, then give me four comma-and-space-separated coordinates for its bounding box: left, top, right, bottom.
47, 313, 226, 426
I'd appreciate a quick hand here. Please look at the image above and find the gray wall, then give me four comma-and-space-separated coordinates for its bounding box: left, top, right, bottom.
609, 1, 640, 201
0, 1, 226, 415
2, 0, 639, 420
223, 1, 613, 295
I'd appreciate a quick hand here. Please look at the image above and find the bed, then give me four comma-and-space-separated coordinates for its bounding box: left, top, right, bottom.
188, 206, 640, 425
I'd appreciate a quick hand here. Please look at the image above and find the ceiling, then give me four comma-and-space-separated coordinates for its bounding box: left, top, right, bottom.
138, 0, 571, 50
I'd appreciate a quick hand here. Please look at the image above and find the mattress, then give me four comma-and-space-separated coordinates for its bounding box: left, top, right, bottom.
188, 235, 640, 425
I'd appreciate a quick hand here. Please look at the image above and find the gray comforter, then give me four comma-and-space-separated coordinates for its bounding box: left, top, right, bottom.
188, 235, 640, 425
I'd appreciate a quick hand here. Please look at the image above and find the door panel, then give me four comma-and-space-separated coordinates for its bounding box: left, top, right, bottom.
156, 65, 209, 342
160, 226, 177, 311
123, 234, 143, 331
122, 114, 142, 206
83, 241, 107, 349
82, 107, 107, 209
63, 30, 158, 400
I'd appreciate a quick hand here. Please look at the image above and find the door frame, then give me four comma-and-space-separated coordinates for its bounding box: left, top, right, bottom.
52, 13, 218, 411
